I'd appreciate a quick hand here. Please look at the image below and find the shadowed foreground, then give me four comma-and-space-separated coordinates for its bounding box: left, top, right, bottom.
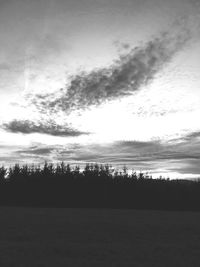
0, 207, 200, 266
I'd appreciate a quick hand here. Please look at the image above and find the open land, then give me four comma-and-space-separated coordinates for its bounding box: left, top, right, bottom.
0, 207, 199, 266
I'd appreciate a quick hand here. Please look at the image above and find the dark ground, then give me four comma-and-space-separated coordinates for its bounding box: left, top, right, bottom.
0, 207, 199, 266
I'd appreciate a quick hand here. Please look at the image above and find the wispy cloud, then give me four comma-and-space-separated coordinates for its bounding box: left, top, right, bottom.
0, 63, 12, 71
29, 28, 190, 115
0, 137, 199, 177
183, 131, 200, 141
2, 119, 88, 137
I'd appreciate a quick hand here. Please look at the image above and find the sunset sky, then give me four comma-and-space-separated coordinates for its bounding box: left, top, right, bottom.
0, 0, 200, 178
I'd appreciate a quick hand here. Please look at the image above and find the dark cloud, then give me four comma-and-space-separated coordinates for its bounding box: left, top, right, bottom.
183, 131, 200, 141
166, 160, 200, 175
53, 140, 200, 176
2, 119, 88, 137
29, 29, 190, 114
50, 139, 200, 163
0, 63, 11, 71
18, 147, 53, 155
0, 138, 199, 177
168, 131, 200, 147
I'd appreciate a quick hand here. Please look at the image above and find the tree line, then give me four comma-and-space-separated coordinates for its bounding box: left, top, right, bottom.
0, 162, 199, 211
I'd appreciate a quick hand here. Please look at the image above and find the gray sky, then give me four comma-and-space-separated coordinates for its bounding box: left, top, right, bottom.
0, 0, 200, 178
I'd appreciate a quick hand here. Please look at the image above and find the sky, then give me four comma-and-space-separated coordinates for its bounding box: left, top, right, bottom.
0, 0, 200, 178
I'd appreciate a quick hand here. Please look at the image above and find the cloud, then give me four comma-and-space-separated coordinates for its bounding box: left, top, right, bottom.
0, 137, 199, 177
2, 119, 88, 137
52, 140, 200, 175
29, 28, 190, 115
169, 131, 200, 145
18, 147, 53, 155
0, 63, 11, 71
183, 131, 200, 141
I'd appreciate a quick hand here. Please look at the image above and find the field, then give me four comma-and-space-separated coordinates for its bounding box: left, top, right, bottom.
0, 207, 200, 266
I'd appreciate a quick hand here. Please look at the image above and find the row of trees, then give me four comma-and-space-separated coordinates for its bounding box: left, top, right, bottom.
0, 162, 152, 182
0, 162, 199, 211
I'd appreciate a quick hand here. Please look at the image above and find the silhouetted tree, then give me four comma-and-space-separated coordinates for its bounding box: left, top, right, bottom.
0, 161, 199, 211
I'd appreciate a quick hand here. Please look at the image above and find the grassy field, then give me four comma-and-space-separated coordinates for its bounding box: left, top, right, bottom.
0, 207, 199, 266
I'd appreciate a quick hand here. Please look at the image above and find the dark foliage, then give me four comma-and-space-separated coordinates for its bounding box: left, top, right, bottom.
0, 162, 199, 211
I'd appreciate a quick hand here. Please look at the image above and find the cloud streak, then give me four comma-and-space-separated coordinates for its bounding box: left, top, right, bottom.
12, 138, 200, 177
2, 119, 88, 137
30, 28, 190, 115
0, 136, 199, 178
